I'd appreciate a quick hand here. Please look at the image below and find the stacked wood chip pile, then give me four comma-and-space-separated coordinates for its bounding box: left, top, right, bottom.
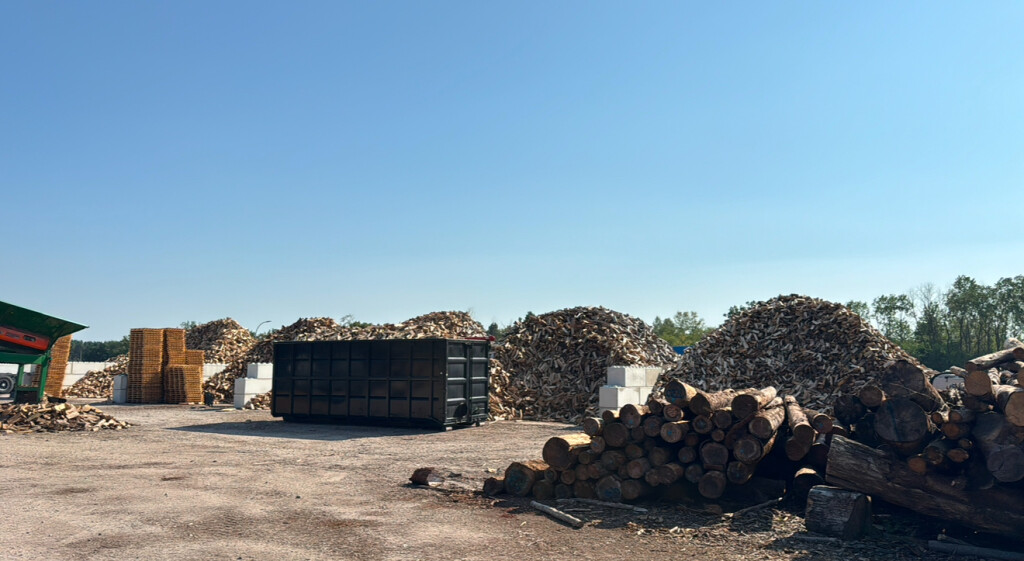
485, 383, 832, 506
64, 355, 129, 398
0, 402, 130, 433
823, 344, 1024, 539
209, 312, 488, 405
43, 335, 73, 398
489, 307, 680, 422
184, 318, 256, 363
654, 295, 919, 412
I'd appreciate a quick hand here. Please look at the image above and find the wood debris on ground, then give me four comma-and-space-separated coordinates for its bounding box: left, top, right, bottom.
489, 306, 680, 422
0, 402, 131, 434
654, 295, 920, 412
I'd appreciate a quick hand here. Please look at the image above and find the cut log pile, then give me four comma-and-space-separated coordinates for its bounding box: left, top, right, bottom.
0, 402, 130, 434
654, 295, 919, 412
486, 384, 831, 506
822, 343, 1024, 540
489, 307, 680, 422
218, 312, 489, 406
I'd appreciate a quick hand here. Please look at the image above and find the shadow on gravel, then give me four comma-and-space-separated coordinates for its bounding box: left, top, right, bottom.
167, 420, 435, 441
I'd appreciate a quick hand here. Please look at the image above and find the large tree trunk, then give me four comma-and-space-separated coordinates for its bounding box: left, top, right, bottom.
879, 359, 944, 412
542, 433, 591, 470
825, 436, 1024, 539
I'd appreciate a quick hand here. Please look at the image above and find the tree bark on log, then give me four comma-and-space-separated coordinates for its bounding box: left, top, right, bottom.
542, 433, 591, 470
505, 460, 550, 497
993, 385, 1024, 426
965, 369, 1001, 398
619, 403, 648, 429
833, 394, 867, 425
858, 386, 886, 409
698, 470, 727, 499
791, 466, 825, 502
873, 397, 931, 456
967, 347, 1023, 372
880, 359, 944, 412
783, 396, 815, 443
690, 389, 738, 417
732, 387, 778, 419
663, 380, 701, 407
749, 405, 786, 440
825, 435, 1024, 539
972, 411, 1024, 483
582, 417, 603, 436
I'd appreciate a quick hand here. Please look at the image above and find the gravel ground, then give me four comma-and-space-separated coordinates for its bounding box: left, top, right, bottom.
0, 401, 991, 560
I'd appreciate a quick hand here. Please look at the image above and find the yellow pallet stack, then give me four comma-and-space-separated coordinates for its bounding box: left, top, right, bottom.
163, 364, 203, 403
127, 329, 165, 403
44, 335, 73, 398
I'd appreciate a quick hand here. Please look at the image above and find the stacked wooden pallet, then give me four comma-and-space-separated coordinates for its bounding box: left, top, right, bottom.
127, 328, 165, 403
43, 335, 73, 398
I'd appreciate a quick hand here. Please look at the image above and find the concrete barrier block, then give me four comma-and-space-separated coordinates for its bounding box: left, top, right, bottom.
233, 377, 273, 408
599, 385, 640, 409
644, 367, 665, 386
606, 366, 647, 387
113, 374, 128, 390
112, 388, 127, 404
247, 363, 273, 379
637, 386, 653, 404
203, 363, 227, 380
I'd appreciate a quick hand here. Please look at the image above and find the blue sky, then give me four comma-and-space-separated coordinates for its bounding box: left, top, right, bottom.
2, 2, 1022, 340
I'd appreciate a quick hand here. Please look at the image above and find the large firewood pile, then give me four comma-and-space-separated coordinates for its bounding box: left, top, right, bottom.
64, 355, 130, 399
487, 383, 834, 507
184, 318, 256, 363
489, 307, 680, 423
212, 312, 488, 405
654, 295, 918, 412
0, 402, 131, 434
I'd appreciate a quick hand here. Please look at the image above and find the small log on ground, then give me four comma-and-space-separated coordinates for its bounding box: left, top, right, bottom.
791, 466, 824, 502
784, 396, 814, 443
697, 470, 727, 499
483, 477, 505, 496
804, 485, 871, 540
505, 460, 550, 497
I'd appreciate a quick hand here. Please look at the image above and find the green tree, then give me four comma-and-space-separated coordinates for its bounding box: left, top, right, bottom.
69, 336, 130, 361
338, 315, 372, 329
871, 294, 916, 349
844, 300, 870, 319
653, 311, 711, 347
724, 301, 758, 321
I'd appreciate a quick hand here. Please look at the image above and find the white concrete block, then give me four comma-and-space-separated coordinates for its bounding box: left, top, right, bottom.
112, 388, 127, 404
113, 375, 128, 391
599, 385, 640, 409
234, 377, 273, 409
644, 367, 665, 387
203, 363, 227, 380
247, 363, 273, 379
637, 386, 654, 405
606, 366, 647, 387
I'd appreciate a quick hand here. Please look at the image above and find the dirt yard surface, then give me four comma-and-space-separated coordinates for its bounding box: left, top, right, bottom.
0, 402, 993, 560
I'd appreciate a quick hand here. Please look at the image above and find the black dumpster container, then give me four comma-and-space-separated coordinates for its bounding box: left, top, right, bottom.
271, 338, 489, 429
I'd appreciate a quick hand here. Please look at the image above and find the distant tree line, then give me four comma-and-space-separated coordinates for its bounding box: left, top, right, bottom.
69, 337, 129, 362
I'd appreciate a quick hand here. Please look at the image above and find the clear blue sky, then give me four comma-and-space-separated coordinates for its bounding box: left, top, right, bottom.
3, 2, 1022, 341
